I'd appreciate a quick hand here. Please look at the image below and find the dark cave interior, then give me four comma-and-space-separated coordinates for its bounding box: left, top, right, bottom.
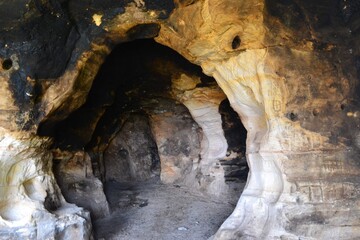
39, 39, 249, 232
0, 0, 360, 239
39, 39, 248, 186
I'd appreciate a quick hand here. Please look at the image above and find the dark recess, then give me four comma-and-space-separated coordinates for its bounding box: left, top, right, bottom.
38, 38, 249, 183
219, 99, 248, 182
40, 39, 208, 150
231, 36, 241, 50
219, 99, 247, 153
340, 0, 360, 23
126, 23, 161, 40
287, 112, 298, 121
2, 59, 12, 70
265, 0, 305, 29
355, 56, 360, 99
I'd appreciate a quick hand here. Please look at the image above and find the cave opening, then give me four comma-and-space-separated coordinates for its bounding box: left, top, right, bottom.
41, 39, 248, 239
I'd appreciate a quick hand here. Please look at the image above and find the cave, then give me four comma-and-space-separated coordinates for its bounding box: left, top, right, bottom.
1, 0, 360, 239
38, 39, 248, 239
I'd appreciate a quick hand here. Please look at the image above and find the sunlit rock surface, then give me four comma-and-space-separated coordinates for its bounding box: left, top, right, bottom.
172, 73, 231, 196
156, 0, 360, 239
0, 0, 360, 239
0, 129, 92, 239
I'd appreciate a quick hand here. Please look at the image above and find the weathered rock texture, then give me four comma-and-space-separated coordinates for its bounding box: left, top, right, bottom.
172, 73, 231, 196
0, 0, 360, 239
0, 130, 92, 239
103, 113, 159, 182
156, 0, 360, 239
53, 150, 109, 219
0, 1, 177, 238
145, 98, 202, 184
38, 36, 241, 224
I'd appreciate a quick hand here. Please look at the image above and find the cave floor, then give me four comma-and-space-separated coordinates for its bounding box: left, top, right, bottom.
93, 177, 244, 240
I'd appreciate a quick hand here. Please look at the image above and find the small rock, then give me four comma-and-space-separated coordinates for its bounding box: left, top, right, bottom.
177, 227, 188, 231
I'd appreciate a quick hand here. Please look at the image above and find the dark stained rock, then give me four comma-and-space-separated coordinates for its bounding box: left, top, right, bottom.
103, 113, 160, 182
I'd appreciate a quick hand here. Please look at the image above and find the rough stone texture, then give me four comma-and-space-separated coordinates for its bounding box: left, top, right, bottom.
156, 0, 360, 239
103, 113, 159, 182
53, 150, 110, 219
0, 0, 359, 239
0, 2, 180, 238
171, 73, 231, 196
0, 205, 92, 240
172, 73, 248, 197
0, 128, 92, 239
47, 36, 234, 202
173, 75, 227, 162
145, 98, 202, 184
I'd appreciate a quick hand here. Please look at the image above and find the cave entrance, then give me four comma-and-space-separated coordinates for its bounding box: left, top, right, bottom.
46, 39, 248, 239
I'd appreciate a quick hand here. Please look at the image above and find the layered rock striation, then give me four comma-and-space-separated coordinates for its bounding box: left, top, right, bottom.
0, 0, 359, 239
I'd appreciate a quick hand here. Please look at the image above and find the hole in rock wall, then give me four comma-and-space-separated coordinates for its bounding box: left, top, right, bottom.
2, 58, 12, 70
42, 39, 249, 239
231, 36, 241, 50
219, 99, 248, 183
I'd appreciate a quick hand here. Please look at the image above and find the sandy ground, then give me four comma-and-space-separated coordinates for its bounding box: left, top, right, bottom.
93, 178, 244, 240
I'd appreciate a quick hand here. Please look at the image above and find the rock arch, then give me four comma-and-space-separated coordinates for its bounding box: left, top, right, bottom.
0, 0, 359, 239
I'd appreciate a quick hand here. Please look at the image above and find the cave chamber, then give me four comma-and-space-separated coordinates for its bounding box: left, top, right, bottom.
38, 39, 249, 239
1, 0, 360, 239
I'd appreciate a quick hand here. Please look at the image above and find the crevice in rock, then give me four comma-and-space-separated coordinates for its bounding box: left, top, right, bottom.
219, 99, 248, 183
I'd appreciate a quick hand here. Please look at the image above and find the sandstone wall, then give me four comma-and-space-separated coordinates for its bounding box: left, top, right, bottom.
0, 0, 359, 239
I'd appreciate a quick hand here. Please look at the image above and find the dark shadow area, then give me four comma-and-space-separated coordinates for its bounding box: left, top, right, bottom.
38, 39, 249, 239
219, 99, 248, 183
43, 39, 212, 150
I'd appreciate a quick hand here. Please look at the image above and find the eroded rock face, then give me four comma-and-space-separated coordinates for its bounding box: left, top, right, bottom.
156, 0, 360, 238
172, 73, 231, 196
0, 0, 360, 239
53, 150, 109, 219
0, 129, 92, 239
145, 98, 202, 184
0, 1, 176, 238
103, 113, 159, 182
